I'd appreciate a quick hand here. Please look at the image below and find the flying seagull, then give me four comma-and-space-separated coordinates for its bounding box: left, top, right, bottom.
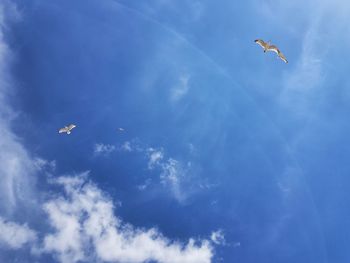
59, 124, 76, 134
254, 39, 288, 63
118, 128, 125, 132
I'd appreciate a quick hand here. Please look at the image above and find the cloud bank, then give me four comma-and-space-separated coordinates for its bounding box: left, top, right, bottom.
41, 173, 213, 263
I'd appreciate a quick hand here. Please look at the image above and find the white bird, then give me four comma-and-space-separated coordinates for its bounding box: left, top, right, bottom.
59, 124, 76, 134
118, 128, 124, 132
254, 39, 288, 63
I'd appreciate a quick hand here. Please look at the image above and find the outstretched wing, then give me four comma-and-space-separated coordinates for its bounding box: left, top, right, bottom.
254, 39, 267, 49
267, 45, 280, 55
267, 45, 288, 63
68, 124, 76, 131
278, 52, 288, 63
59, 127, 67, 133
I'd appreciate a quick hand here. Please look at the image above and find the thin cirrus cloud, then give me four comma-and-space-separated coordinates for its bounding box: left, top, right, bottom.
259, 0, 350, 118
146, 147, 204, 203
147, 147, 165, 169
93, 143, 116, 156
120, 141, 133, 152
0, 1, 38, 215
158, 157, 188, 202
170, 74, 190, 102
280, 18, 326, 117
275, 0, 350, 156
120, 142, 196, 202
210, 230, 225, 246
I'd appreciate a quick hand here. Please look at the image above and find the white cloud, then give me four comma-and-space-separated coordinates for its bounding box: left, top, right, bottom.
280, 19, 326, 117
0, 217, 36, 249
34, 158, 56, 171
0, 0, 38, 214
93, 143, 116, 156
259, 0, 350, 119
171, 74, 190, 102
137, 178, 152, 191
120, 141, 133, 152
119, 140, 144, 153
147, 147, 164, 169
159, 158, 188, 202
120, 143, 207, 202
233, 242, 241, 248
146, 147, 191, 202
41, 173, 213, 263
210, 230, 225, 246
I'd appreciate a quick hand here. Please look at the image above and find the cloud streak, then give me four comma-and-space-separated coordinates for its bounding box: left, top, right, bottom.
171, 74, 190, 102
0, 0, 38, 216
146, 147, 194, 203
210, 230, 225, 246
93, 143, 116, 156
119, 141, 211, 202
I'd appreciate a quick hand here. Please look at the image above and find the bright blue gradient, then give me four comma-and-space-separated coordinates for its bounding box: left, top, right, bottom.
3, 0, 350, 262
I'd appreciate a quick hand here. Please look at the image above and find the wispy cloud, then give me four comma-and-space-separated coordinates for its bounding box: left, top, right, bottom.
34, 158, 56, 172
41, 173, 213, 263
0, 1, 38, 215
124, 0, 205, 23
147, 147, 164, 168
93, 143, 116, 156
266, 0, 350, 119
210, 230, 225, 246
159, 158, 189, 202
137, 178, 152, 191
280, 19, 326, 118
146, 147, 194, 203
120, 142, 208, 202
118, 140, 144, 153
171, 74, 190, 102
120, 141, 133, 152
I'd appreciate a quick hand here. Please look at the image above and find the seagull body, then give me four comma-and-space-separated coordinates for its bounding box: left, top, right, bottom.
59, 124, 76, 134
254, 39, 288, 63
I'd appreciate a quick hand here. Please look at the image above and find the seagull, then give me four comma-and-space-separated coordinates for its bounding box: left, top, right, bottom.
254, 39, 288, 63
59, 124, 76, 134
118, 128, 124, 132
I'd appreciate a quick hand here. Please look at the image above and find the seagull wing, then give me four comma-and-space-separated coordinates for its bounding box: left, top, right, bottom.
59, 127, 68, 133
267, 45, 280, 55
267, 45, 288, 63
68, 124, 76, 131
254, 39, 267, 49
278, 52, 288, 63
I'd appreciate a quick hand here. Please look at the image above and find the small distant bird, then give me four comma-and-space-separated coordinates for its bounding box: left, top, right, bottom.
59, 124, 76, 134
118, 128, 124, 132
254, 39, 288, 63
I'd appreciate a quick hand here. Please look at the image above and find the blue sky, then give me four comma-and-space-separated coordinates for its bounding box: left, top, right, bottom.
0, 0, 350, 262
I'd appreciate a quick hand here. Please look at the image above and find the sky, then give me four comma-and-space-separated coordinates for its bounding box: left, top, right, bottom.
0, 0, 350, 262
